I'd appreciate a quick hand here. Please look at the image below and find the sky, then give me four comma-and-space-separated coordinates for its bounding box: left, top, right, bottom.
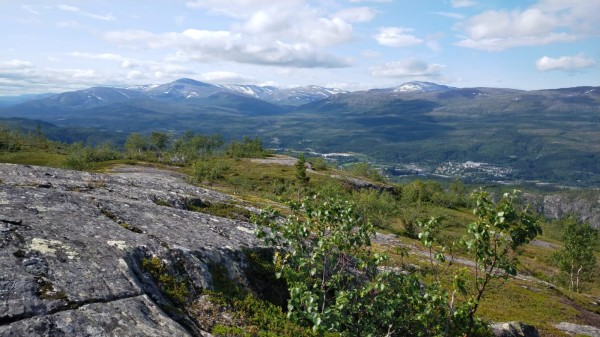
1, 0, 599, 95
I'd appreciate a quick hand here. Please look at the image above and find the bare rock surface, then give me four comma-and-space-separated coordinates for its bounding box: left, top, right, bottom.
0, 163, 259, 336
524, 192, 600, 229
555, 322, 600, 336
491, 321, 540, 337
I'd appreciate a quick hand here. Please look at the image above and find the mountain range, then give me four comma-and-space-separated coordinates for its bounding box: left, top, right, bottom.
1, 78, 599, 187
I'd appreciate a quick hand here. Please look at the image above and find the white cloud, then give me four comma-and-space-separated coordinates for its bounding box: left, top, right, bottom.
462, 9, 557, 40
0, 59, 104, 93
456, 33, 575, 51
374, 27, 423, 47
57, 4, 116, 21
0, 59, 35, 69
333, 7, 376, 23
68, 52, 142, 69
126, 70, 145, 80
120, 1, 361, 68
451, 0, 477, 8
536, 54, 596, 71
236, 3, 355, 47
188, 1, 359, 46
370, 59, 444, 78
185, 0, 299, 19
455, 0, 600, 51
199, 71, 256, 84
431, 11, 464, 20
68, 52, 125, 61
104, 29, 350, 68
307, 18, 354, 46
0, 58, 194, 94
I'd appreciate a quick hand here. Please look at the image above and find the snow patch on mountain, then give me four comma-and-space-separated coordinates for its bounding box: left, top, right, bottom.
393, 81, 451, 93
216, 84, 347, 105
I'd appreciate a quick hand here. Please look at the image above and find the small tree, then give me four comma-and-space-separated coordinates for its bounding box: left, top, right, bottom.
461, 190, 541, 337
124, 133, 149, 159
308, 157, 328, 171
555, 217, 598, 292
295, 154, 310, 186
150, 131, 170, 151
353, 189, 398, 229
254, 196, 481, 337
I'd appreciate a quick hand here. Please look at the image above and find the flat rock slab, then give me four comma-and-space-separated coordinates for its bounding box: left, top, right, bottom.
0, 163, 258, 336
0, 295, 190, 337
555, 322, 600, 337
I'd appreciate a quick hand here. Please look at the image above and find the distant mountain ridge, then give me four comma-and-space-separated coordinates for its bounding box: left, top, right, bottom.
0, 79, 458, 109
1, 79, 599, 187
0, 78, 348, 109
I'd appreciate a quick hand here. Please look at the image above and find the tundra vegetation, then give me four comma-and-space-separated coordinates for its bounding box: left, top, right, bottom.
1, 126, 599, 336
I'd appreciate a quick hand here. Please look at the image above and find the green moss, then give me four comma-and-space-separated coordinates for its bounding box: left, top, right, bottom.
100, 208, 118, 221
209, 293, 338, 337
208, 262, 243, 300
186, 199, 252, 221
119, 222, 143, 233
37, 278, 69, 301
153, 199, 172, 207
141, 257, 190, 305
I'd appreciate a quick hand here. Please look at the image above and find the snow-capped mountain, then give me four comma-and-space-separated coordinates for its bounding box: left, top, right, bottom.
125, 79, 345, 106
143, 78, 222, 99
393, 81, 451, 93
44, 87, 147, 108
216, 84, 279, 101
218, 84, 347, 106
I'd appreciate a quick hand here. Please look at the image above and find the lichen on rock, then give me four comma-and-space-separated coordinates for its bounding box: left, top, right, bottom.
0, 163, 263, 337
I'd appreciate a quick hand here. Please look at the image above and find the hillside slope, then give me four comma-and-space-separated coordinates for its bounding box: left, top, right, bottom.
1, 163, 599, 336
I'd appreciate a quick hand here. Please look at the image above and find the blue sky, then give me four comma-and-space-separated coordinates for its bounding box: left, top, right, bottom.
1, 0, 599, 95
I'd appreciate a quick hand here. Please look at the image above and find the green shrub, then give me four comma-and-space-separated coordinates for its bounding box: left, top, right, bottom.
352, 189, 398, 229
253, 196, 474, 336
253, 192, 539, 337
227, 136, 269, 158
346, 162, 384, 182
210, 293, 336, 337
191, 158, 229, 184
309, 157, 328, 171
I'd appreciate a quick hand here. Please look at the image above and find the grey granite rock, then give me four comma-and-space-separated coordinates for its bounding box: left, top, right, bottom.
0, 163, 260, 336
0, 295, 190, 337
491, 321, 540, 337
555, 322, 600, 337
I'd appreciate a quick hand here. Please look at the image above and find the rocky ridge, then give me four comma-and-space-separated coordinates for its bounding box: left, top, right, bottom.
0, 163, 261, 336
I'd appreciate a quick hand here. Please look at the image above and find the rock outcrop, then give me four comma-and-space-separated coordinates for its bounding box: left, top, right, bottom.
555, 322, 600, 337
524, 191, 600, 229
0, 163, 261, 336
490, 321, 540, 337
